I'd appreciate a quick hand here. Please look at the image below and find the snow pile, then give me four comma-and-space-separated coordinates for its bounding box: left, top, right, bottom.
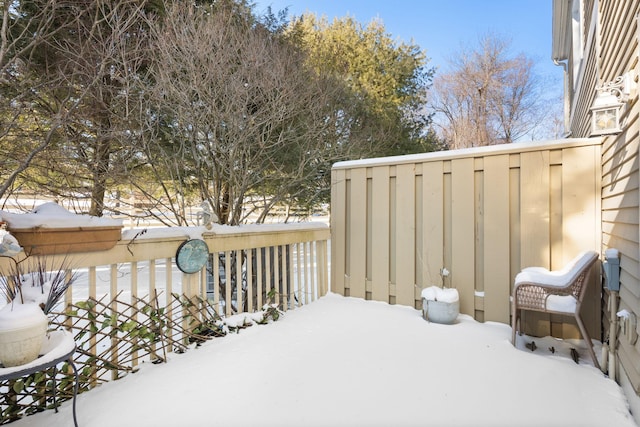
120, 221, 328, 242
0, 303, 46, 330
605, 248, 620, 259
15, 274, 50, 308
421, 285, 459, 303
1, 202, 123, 229
0, 225, 22, 255
220, 305, 281, 331
545, 294, 577, 313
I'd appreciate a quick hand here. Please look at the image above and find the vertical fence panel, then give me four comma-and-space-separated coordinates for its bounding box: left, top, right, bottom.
483, 155, 511, 323
331, 168, 347, 295
371, 166, 391, 302
562, 145, 601, 260
475, 166, 484, 320
520, 151, 551, 268
450, 158, 476, 316
562, 145, 602, 338
549, 150, 564, 269
519, 151, 552, 337
395, 164, 416, 306
549, 159, 565, 338
422, 162, 445, 287
348, 168, 367, 298
509, 161, 521, 294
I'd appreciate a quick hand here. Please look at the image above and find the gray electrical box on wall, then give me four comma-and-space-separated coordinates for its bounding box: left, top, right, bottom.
603, 248, 620, 291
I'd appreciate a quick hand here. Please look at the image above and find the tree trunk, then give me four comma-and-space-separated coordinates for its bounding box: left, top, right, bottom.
89, 138, 111, 217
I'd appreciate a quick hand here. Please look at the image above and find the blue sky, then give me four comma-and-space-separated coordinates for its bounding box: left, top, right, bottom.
253, 0, 563, 91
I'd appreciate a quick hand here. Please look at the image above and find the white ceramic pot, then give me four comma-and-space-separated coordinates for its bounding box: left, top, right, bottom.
0, 304, 49, 367
422, 298, 460, 324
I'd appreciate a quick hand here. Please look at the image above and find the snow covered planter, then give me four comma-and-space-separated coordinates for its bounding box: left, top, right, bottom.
0, 256, 78, 367
2, 202, 123, 255
421, 268, 459, 325
0, 303, 48, 367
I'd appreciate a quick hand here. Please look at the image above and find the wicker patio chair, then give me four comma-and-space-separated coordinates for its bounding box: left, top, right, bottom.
511, 250, 600, 369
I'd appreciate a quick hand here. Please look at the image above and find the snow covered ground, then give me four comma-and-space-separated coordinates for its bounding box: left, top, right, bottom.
10, 293, 637, 427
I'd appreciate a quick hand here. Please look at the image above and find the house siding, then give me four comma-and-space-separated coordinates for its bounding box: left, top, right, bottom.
598, 0, 640, 395
567, 0, 640, 402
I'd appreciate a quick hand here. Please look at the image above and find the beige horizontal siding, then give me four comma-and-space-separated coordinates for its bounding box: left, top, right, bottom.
597, 0, 640, 394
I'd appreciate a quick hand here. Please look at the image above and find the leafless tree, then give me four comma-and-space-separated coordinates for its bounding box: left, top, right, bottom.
138, 1, 344, 225
430, 33, 548, 149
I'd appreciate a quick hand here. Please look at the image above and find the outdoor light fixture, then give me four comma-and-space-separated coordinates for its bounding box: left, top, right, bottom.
591, 73, 633, 135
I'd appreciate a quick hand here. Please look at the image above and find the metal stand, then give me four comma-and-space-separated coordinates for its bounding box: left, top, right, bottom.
0, 330, 79, 427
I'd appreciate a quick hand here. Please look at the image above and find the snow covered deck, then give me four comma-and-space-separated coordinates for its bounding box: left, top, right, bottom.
10, 293, 636, 427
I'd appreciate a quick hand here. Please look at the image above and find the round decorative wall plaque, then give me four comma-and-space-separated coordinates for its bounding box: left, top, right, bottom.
175, 239, 209, 274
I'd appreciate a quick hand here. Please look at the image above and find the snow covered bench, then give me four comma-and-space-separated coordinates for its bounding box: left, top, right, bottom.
511, 250, 600, 369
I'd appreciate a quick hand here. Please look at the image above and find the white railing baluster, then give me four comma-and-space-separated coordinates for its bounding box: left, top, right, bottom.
110, 264, 118, 380
131, 261, 139, 366
235, 249, 243, 313
310, 242, 316, 302
246, 249, 253, 312
295, 243, 302, 306
224, 251, 232, 316
213, 251, 220, 312
256, 248, 263, 310
265, 248, 272, 307
304, 242, 310, 302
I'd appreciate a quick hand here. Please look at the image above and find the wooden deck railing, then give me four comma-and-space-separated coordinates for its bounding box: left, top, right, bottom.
0, 222, 329, 421
3, 223, 330, 313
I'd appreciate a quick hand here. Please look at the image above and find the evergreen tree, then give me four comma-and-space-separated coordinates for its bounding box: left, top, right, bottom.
287, 14, 438, 157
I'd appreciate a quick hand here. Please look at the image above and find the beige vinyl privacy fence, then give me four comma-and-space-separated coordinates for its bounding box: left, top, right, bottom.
331, 138, 603, 338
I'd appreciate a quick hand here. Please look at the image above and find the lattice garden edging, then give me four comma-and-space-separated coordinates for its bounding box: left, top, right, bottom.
0, 292, 280, 424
